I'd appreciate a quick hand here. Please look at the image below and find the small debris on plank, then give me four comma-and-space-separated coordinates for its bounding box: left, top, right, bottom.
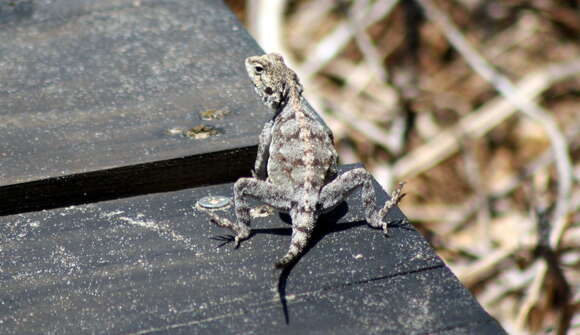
200, 109, 230, 120
184, 125, 219, 139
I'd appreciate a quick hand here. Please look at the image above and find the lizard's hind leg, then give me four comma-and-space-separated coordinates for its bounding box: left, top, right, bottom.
275, 209, 316, 268
318, 168, 405, 235
208, 177, 292, 247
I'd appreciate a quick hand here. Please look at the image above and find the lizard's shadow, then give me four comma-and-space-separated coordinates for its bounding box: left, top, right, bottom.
254, 201, 365, 325
265, 202, 410, 324
210, 201, 409, 324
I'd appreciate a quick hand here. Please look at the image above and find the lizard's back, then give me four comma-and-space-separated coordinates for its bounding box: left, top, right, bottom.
268, 102, 337, 205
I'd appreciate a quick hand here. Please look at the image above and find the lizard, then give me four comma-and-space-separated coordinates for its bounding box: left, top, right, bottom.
207, 53, 405, 269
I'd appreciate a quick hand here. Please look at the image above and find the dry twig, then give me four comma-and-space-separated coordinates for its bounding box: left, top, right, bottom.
393, 58, 580, 180
415, 1, 574, 250
247, 0, 289, 56
301, 0, 400, 78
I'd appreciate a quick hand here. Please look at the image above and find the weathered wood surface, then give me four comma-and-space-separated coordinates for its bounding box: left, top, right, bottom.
1, 1, 507, 333
0, 0, 266, 215
0, 165, 505, 334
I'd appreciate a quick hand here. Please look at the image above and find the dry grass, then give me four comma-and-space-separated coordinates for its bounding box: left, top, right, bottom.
226, 1, 580, 333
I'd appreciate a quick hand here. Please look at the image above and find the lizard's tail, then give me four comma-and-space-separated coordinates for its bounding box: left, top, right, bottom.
275, 211, 315, 269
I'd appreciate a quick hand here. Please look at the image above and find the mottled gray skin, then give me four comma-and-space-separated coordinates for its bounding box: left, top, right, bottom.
209, 53, 405, 268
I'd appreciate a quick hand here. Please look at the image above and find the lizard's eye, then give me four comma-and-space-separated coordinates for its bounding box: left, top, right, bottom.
254, 66, 263, 73
264, 87, 273, 95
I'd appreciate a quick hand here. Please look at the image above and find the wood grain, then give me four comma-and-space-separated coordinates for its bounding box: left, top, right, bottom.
0, 0, 267, 214
0, 165, 506, 334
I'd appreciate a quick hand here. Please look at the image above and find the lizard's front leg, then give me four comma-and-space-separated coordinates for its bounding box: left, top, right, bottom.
209, 177, 292, 247
318, 168, 405, 235
252, 120, 273, 180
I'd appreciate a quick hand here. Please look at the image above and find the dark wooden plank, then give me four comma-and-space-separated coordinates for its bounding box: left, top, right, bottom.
0, 165, 506, 334
0, 0, 267, 214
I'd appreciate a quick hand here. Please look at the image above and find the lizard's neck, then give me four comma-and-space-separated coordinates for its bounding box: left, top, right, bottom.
288, 85, 303, 114
273, 84, 302, 119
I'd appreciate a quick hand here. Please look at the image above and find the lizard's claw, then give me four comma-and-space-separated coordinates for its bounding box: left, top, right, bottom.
210, 234, 236, 248
209, 234, 247, 249
382, 226, 389, 237
233, 236, 241, 248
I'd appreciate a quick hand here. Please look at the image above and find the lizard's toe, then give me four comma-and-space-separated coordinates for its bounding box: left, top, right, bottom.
367, 215, 390, 236
210, 234, 236, 248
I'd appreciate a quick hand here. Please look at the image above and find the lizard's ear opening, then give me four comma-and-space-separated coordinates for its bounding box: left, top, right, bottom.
264, 87, 273, 95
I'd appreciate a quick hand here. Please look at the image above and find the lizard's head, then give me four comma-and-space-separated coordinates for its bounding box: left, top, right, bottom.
245, 53, 303, 110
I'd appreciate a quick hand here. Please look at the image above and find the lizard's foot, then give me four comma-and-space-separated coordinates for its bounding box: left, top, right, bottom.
206, 211, 251, 248
232, 234, 248, 248
367, 182, 407, 236
368, 215, 389, 236
210, 234, 236, 248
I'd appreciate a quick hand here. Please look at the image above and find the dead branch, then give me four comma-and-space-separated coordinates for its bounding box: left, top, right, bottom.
301, 0, 400, 79
393, 58, 580, 180
415, 0, 574, 250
